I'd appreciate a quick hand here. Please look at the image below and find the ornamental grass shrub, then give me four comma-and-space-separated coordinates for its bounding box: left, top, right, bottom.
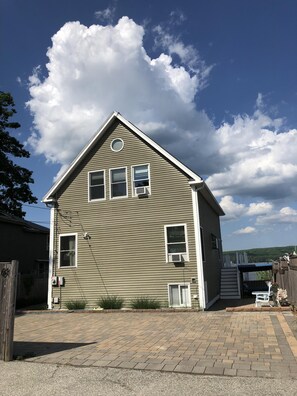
65, 299, 87, 310
130, 296, 161, 309
97, 295, 124, 309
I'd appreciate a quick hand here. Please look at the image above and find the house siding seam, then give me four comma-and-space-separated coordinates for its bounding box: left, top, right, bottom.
51, 121, 201, 309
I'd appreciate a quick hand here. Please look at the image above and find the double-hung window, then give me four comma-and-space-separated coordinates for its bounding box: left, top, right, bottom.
168, 283, 191, 307
110, 167, 127, 198
165, 224, 188, 262
132, 164, 150, 196
59, 234, 77, 268
89, 170, 105, 201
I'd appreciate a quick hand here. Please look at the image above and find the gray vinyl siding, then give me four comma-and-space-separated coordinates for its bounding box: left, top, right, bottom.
199, 193, 223, 304
52, 121, 200, 309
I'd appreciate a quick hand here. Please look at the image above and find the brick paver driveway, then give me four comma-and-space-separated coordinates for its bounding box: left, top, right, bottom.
14, 311, 297, 378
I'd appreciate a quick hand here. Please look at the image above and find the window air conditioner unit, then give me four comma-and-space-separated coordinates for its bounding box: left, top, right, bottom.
135, 186, 148, 196
171, 253, 183, 263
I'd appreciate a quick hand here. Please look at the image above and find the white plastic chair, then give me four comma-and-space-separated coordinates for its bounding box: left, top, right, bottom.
252, 281, 273, 307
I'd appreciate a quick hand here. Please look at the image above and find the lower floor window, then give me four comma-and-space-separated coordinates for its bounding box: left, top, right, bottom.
59, 234, 77, 267
168, 283, 191, 307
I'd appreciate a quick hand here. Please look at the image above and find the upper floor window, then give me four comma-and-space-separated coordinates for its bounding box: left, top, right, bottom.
89, 170, 105, 201
110, 167, 127, 198
59, 234, 77, 268
165, 224, 189, 262
132, 164, 150, 196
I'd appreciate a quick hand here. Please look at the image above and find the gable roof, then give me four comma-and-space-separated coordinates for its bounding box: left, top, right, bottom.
42, 112, 224, 215
0, 211, 49, 233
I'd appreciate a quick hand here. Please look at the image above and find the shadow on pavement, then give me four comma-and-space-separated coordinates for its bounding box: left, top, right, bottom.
13, 341, 95, 359
208, 298, 255, 311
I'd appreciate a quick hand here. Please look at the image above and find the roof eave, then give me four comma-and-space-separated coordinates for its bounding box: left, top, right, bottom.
42, 111, 203, 202
42, 111, 120, 202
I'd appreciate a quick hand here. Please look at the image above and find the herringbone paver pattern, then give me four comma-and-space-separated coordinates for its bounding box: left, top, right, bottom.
13, 311, 297, 378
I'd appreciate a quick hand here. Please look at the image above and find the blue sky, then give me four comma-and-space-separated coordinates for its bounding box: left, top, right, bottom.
1, 0, 297, 251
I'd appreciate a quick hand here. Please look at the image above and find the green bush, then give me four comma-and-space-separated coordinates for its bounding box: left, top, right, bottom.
65, 300, 87, 310
130, 296, 161, 309
97, 295, 124, 309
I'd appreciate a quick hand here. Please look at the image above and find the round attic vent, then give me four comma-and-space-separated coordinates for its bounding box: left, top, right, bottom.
110, 138, 124, 152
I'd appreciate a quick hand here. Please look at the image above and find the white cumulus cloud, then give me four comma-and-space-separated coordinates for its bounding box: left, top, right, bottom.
94, 7, 116, 23
207, 108, 297, 201
219, 196, 246, 220
256, 207, 297, 225
246, 202, 273, 216
219, 195, 273, 221
26, 15, 297, 214
233, 226, 257, 235
27, 17, 215, 169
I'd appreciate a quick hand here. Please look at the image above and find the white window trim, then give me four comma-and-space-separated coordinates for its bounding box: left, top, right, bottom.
131, 163, 151, 197
167, 283, 192, 308
58, 233, 78, 269
88, 169, 106, 202
109, 166, 128, 200
164, 223, 189, 263
110, 138, 124, 152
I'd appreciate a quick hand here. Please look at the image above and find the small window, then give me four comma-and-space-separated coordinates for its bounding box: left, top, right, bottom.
165, 224, 188, 262
59, 234, 77, 268
211, 233, 218, 249
110, 167, 127, 198
132, 164, 150, 196
168, 284, 191, 307
89, 170, 105, 201
111, 138, 124, 152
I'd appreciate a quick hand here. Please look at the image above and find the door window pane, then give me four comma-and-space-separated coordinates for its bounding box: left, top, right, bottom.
169, 285, 179, 306
180, 286, 190, 306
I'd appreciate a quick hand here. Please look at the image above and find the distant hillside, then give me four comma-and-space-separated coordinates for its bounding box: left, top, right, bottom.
223, 245, 296, 263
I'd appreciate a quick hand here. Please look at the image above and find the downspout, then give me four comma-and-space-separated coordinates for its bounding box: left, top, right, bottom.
190, 181, 206, 310
47, 204, 56, 309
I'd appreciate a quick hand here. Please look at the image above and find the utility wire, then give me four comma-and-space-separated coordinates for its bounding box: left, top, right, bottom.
23, 204, 50, 210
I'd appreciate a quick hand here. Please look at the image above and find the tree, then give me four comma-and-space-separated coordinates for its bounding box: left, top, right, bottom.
0, 91, 37, 218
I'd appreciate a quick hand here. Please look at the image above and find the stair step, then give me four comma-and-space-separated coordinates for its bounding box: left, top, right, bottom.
220, 268, 240, 299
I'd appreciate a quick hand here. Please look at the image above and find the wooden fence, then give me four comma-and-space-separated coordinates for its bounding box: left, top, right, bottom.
274, 255, 297, 309
0, 260, 18, 361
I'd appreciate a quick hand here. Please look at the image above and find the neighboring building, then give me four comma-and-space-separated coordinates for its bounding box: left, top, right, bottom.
43, 112, 224, 310
0, 211, 49, 303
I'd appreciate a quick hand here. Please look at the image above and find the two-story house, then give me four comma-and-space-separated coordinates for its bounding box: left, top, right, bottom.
43, 112, 224, 310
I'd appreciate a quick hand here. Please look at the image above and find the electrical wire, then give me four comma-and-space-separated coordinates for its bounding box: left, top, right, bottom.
23, 204, 50, 210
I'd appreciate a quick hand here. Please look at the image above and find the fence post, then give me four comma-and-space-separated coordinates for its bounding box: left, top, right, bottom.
0, 260, 19, 361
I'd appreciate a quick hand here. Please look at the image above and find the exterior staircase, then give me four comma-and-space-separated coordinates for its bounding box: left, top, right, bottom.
220, 267, 241, 299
